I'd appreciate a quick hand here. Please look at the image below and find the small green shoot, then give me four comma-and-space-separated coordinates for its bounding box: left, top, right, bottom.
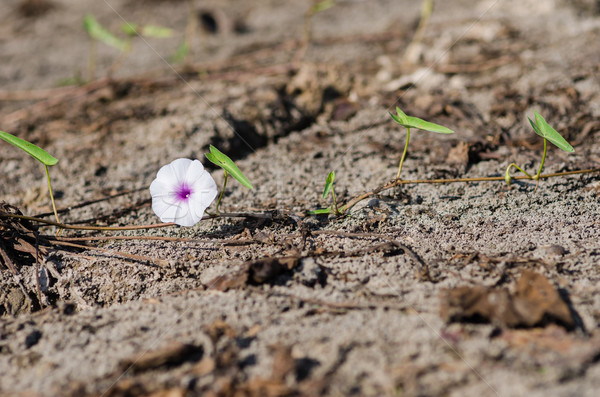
309, 171, 342, 216
322, 171, 335, 198
505, 111, 574, 187
205, 146, 253, 189
121, 24, 174, 39
310, 0, 336, 14
0, 131, 60, 224
308, 208, 333, 215
205, 145, 253, 214
171, 41, 190, 64
296, 0, 337, 63
390, 107, 454, 179
0, 131, 58, 166
83, 14, 173, 80
403, 0, 434, 65
529, 111, 574, 152
323, 171, 341, 215
84, 14, 128, 51
84, 14, 127, 80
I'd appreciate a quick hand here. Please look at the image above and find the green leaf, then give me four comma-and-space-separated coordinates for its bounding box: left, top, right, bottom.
390, 107, 454, 134
530, 111, 574, 152
83, 14, 127, 51
308, 208, 332, 215
121, 23, 138, 36
311, 0, 336, 14
123, 23, 174, 38
0, 131, 58, 166
390, 107, 408, 125
205, 145, 253, 189
322, 171, 335, 199
528, 117, 542, 136
141, 25, 173, 38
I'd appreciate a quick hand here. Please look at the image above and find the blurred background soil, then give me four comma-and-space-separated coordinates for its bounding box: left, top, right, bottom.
1, 0, 600, 396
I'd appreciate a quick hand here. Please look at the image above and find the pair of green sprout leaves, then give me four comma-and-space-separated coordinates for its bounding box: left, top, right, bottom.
0, 131, 252, 222
83, 14, 189, 64
205, 145, 253, 190
83, 14, 173, 52
391, 107, 573, 151
0, 130, 61, 223
0, 131, 253, 189
308, 108, 453, 215
391, 107, 573, 182
311, 107, 574, 215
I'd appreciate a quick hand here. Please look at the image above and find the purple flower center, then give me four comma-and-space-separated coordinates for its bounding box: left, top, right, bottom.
175, 183, 193, 201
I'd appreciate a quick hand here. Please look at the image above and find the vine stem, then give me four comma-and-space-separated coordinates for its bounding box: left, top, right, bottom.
0, 211, 275, 232
535, 138, 548, 180
340, 167, 600, 212
397, 127, 411, 179
504, 138, 547, 189
5, 167, 599, 229
215, 170, 228, 215
331, 185, 340, 215
45, 165, 60, 224
504, 163, 533, 186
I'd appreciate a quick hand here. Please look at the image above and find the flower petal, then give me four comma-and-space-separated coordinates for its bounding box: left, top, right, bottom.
171, 202, 198, 227
149, 178, 172, 198
152, 196, 188, 223
190, 171, 218, 207
155, 158, 193, 185
184, 159, 206, 182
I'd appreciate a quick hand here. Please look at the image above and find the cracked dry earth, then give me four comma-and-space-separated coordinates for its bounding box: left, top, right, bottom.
2, 0, 600, 396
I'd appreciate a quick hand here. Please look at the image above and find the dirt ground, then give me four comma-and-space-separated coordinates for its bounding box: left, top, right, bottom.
2, 0, 600, 396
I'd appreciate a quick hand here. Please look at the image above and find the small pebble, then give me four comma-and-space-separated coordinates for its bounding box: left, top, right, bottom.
539, 244, 567, 258
367, 198, 380, 208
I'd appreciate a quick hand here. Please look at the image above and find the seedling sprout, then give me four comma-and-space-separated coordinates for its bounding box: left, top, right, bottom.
205, 145, 253, 214
505, 111, 574, 186
390, 107, 454, 179
296, 0, 337, 63
83, 14, 173, 80
309, 171, 341, 215
0, 131, 60, 223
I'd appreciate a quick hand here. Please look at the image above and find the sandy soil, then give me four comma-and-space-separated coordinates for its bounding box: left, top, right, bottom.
2, 0, 600, 396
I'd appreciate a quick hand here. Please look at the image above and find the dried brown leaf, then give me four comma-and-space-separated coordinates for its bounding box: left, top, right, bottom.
118, 342, 203, 373
440, 270, 575, 329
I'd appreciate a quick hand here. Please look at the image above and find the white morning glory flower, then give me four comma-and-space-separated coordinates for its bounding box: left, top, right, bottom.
150, 158, 218, 226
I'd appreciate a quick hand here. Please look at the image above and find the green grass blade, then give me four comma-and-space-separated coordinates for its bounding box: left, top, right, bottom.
389, 112, 403, 124
403, 115, 454, 133
311, 0, 336, 14
528, 117, 542, 135
121, 23, 138, 36
84, 14, 127, 51
532, 111, 574, 152
308, 208, 332, 215
141, 25, 174, 38
0, 131, 58, 166
391, 107, 453, 133
170, 41, 189, 63
122, 23, 173, 38
391, 107, 408, 124
205, 145, 253, 190
395, 107, 407, 119
322, 171, 335, 199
